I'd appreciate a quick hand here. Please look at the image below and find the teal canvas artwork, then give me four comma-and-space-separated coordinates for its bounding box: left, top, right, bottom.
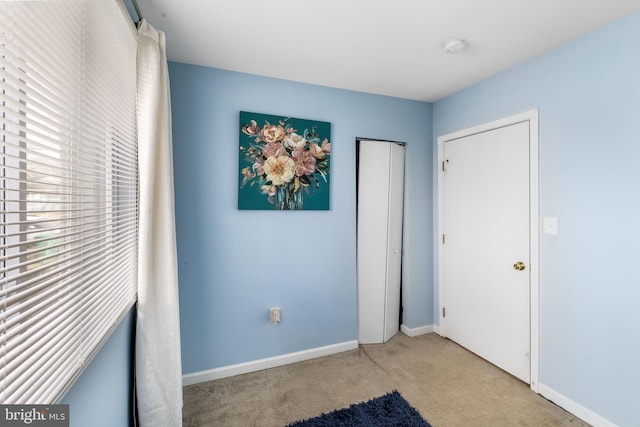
238, 111, 331, 210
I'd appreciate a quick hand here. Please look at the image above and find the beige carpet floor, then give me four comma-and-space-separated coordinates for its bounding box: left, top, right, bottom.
183, 332, 591, 427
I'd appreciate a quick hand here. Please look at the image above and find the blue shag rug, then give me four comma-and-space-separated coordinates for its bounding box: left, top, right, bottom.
286, 390, 432, 427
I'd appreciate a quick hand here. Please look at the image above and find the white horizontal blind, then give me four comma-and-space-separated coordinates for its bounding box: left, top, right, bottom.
0, 0, 138, 403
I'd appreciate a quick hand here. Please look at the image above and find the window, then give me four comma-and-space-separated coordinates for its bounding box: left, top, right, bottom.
1, 0, 138, 403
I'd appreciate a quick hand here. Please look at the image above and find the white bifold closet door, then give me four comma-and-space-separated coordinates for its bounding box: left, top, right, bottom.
357, 140, 405, 344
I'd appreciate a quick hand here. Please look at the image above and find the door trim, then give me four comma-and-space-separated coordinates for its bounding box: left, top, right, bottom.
436, 110, 539, 392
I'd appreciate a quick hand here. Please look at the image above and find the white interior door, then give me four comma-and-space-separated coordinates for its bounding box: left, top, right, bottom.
357, 140, 404, 344
442, 121, 531, 383
384, 142, 404, 342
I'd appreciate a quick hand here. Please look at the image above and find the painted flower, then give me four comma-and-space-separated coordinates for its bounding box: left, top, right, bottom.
261, 185, 276, 196
321, 138, 331, 155
240, 166, 255, 188
263, 156, 295, 186
252, 157, 265, 175
260, 124, 286, 143
242, 120, 259, 136
241, 166, 253, 178
263, 142, 286, 158
292, 148, 316, 176
283, 133, 307, 150
309, 142, 325, 159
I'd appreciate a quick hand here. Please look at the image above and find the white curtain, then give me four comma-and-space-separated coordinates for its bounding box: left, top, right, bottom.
135, 19, 183, 427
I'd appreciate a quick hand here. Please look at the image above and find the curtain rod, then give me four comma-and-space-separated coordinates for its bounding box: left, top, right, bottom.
131, 0, 143, 26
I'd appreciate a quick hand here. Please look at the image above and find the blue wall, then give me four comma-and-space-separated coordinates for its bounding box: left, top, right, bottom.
433, 12, 640, 427
169, 63, 433, 373
61, 307, 135, 427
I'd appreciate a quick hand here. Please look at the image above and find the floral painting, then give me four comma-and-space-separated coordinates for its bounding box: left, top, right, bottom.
238, 111, 331, 210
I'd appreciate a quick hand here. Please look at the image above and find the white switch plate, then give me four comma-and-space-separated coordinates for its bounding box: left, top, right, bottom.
543, 217, 558, 235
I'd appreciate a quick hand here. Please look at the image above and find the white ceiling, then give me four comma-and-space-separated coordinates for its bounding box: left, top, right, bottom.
137, 0, 640, 102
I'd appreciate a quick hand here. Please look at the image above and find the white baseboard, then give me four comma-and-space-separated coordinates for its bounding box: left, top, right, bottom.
538, 383, 617, 427
400, 323, 436, 337
182, 340, 359, 387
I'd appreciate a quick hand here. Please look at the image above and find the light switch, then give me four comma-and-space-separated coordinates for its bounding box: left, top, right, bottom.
544, 217, 558, 235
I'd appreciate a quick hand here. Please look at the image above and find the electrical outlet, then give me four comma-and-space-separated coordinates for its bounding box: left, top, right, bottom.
270, 307, 280, 324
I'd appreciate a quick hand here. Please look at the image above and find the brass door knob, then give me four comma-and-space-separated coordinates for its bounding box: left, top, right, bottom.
513, 261, 526, 271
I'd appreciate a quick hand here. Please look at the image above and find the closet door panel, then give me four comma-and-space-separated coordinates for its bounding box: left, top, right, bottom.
383, 143, 405, 342
357, 141, 391, 344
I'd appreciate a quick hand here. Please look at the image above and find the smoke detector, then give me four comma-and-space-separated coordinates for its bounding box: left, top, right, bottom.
442, 38, 468, 54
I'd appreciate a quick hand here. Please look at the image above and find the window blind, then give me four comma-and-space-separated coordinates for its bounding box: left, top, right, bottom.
1, 0, 138, 403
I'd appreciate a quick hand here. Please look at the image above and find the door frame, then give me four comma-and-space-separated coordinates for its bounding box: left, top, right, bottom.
436, 110, 539, 392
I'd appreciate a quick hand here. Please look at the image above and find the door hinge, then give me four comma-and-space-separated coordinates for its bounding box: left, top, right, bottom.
442, 234, 445, 244
442, 307, 446, 318
442, 160, 445, 172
